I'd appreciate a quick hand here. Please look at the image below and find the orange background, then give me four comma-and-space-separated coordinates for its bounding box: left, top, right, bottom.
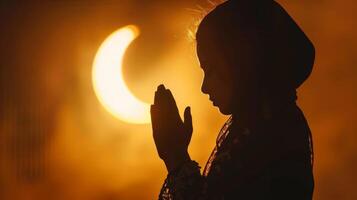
0, 0, 356, 199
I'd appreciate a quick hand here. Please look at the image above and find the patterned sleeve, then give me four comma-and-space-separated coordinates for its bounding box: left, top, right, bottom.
158, 160, 207, 200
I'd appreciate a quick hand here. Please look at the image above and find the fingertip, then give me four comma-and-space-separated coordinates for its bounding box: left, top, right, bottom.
185, 106, 191, 113
166, 89, 174, 99
158, 84, 165, 90
184, 106, 192, 118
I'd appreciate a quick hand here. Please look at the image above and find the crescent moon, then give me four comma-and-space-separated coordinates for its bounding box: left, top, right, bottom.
92, 25, 150, 124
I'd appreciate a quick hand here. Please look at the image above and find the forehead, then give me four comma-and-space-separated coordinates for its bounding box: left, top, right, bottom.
197, 41, 225, 68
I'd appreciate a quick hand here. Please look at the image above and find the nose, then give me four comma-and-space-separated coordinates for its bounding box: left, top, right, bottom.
201, 76, 209, 95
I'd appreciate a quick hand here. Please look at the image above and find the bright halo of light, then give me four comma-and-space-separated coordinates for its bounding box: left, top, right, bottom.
92, 25, 150, 124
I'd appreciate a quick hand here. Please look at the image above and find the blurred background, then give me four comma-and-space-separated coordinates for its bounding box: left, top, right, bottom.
0, 0, 356, 199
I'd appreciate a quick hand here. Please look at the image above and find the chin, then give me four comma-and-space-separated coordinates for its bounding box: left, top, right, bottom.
218, 106, 232, 115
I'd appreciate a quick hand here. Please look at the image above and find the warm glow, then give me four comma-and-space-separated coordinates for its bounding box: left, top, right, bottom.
92, 25, 150, 124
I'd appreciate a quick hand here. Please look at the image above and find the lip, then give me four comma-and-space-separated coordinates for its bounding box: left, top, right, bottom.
209, 97, 217, 105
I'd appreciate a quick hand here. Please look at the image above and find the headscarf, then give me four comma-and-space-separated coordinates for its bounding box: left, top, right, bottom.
196, 0, 315, 105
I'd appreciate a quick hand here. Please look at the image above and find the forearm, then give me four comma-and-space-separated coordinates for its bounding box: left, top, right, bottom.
159, 160, 206, 200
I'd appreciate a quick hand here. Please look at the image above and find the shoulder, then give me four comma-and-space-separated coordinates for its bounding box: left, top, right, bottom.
228, 111, 311, 169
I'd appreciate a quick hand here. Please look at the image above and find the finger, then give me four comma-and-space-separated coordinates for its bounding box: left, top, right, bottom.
165, 89, 178, 108
165, 89, 176, 105
154, 84, 165, 105
156, 84, 168, 108
157, 84, 165, 91
150, 105, 158, 133
184, 106, 193, 133
165, 89, 180, 120
154, 91, 158, 105
151, 105, 164, 156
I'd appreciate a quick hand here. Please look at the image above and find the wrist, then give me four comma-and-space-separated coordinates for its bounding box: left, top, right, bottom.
164, 151, 191, 173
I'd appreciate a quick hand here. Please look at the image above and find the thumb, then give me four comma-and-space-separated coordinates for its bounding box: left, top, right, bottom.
183, 106, 193, 133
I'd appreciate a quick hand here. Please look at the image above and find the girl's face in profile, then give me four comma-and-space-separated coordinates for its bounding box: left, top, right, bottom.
197, 43, 235, 115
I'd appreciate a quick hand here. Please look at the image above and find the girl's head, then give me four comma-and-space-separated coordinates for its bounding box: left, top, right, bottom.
196, 0, 315, 115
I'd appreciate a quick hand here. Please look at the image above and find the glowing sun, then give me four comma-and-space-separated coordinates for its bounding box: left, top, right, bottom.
92, 25, 150, 124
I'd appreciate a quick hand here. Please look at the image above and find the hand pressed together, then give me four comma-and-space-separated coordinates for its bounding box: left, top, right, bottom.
150, 84, 193, 172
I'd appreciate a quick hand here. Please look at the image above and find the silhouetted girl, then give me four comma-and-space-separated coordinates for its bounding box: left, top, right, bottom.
150, 0, 315, 199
